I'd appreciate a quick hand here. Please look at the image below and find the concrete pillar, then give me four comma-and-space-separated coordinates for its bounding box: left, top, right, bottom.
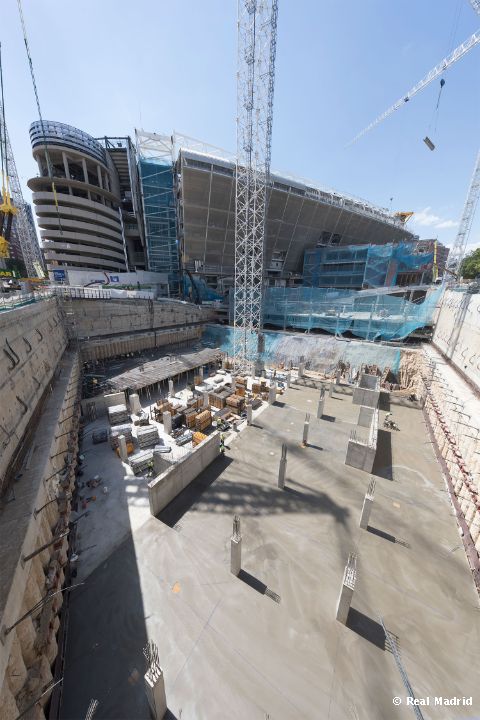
329, 381, 334, 398
286, 372, 291, 388
359, 478, 376, 530
246, 404, 253, 426
230, 515, 242, 576
153, 450, 168, 476
335, 368, 341, 385
118, 435, 128, 462
336, 552, 357, 624
163, 411, 172, 435
130, 393, 141, 414
298, 362, 305, 378
278, 443, 287, 489
202, 392, 209, 409
168, 379, 174, 397
302, 413, 310, 446
198, 366, 204, 380
268, 382, 276, 405
144, 665, 167, 719
317, 389, 325, 419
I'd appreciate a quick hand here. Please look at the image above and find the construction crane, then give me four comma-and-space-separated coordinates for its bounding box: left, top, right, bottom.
0, 42, 17, 260
233, 0, 278, 373
347, 28, 480, 146
348, 4, 480, 281
0, 43, 43, 275
444, 149, 480, 281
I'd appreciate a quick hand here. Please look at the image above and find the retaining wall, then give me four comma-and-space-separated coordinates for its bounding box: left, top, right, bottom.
433, 289, 480, 394
148, 433, 220, 516
0, 298, 68, 492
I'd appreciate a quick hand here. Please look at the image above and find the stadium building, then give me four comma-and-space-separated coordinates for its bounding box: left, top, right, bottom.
29, 126, 418, 293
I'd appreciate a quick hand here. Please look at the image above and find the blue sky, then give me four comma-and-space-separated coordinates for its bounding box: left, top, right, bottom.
3, 0, 480, 250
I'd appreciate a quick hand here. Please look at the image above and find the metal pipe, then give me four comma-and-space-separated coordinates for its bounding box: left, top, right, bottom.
22, 530, 69, 564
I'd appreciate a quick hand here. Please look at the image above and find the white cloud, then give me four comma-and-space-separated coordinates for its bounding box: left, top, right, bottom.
412, 207, 458, 230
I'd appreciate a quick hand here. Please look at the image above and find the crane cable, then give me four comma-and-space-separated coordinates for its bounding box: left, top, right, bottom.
17, 0, 63, 235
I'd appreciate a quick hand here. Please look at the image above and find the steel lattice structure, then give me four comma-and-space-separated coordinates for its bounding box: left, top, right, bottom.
445, 148, 480, 279
234, 0, 278, 373
0, 101, 43, 277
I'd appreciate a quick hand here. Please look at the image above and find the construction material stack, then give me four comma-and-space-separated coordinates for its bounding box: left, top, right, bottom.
130, 450, 154, 475
226, 395, 245, 415
195, 409, 212, 431
193, 432, 207, 447
137, 425, 160, 448
108, 404, 129, 425
109, 423, 133, 448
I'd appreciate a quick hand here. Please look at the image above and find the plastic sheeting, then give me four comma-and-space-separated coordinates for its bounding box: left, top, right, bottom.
262, 286, 442, 341
202, 323, 402, 373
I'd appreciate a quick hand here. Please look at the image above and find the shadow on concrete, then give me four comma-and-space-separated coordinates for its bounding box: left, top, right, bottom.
367, 525, 396, 544
321, 414, 336, 423
372, 430, 393, 480
178, 458, 350, 524
158, 455, 234, 528
305, 443, 323, 451
238, 569, 267, 594
378, 392, 390, 411
331, 395, 344, 401
274, 401, 286, 408
346, 608, 386, 650
238, 570, 281, 603
61, 534, 150, 719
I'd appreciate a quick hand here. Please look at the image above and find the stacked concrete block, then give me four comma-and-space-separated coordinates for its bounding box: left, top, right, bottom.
346, 408, 378, 473
107, 404, 129, 425
352, 373, 380, 408
137, 426, 160, 449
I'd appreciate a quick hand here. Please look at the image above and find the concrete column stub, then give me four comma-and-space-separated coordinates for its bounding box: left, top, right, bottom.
336, 552, 357, 624
163, 411, 172, 435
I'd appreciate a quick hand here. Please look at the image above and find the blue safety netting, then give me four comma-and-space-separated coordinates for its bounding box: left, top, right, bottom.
262, 286, 442, 341
303, 242, 434, 289
202, 323, 403, 373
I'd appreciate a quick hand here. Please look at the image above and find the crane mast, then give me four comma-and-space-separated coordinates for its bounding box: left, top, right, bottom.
0, 104, 43, 277
445, 149, 480, 280
234, 0, 278, 373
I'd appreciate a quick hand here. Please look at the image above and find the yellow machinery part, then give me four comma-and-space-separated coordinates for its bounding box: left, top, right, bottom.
0, 235, 10, 257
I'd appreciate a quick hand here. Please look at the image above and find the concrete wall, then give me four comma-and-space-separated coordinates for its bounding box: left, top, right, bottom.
433, 289, 480, 393
346, 407, 378, 473
0, 352, 79, 720
0, 298, 68, 492
352, 373, 380, 408
357, 406, 375, 428
64, 297, 214, 340
81, 325, 204, 362
148, 433, 220, 516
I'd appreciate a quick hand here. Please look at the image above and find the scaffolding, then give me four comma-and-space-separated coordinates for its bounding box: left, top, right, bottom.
136, 131, 179, 285
303, 242, 434, 290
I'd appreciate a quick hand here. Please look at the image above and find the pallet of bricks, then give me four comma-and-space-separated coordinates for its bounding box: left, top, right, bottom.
184, 408, 197, 429
154, 399, 172, 422
195, 409, 212, 432
226, 394, 244, 415
137, 425, 160, 448
209, 389, 231, 410
109, 423, 133, 449
251, 379, 267, 396
193, 431, 207, 447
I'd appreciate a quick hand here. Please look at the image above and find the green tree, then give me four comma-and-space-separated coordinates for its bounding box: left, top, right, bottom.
460, 248, 480, 279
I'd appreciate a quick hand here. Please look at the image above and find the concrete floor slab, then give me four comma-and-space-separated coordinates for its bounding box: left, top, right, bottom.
62, 383, 480, 720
